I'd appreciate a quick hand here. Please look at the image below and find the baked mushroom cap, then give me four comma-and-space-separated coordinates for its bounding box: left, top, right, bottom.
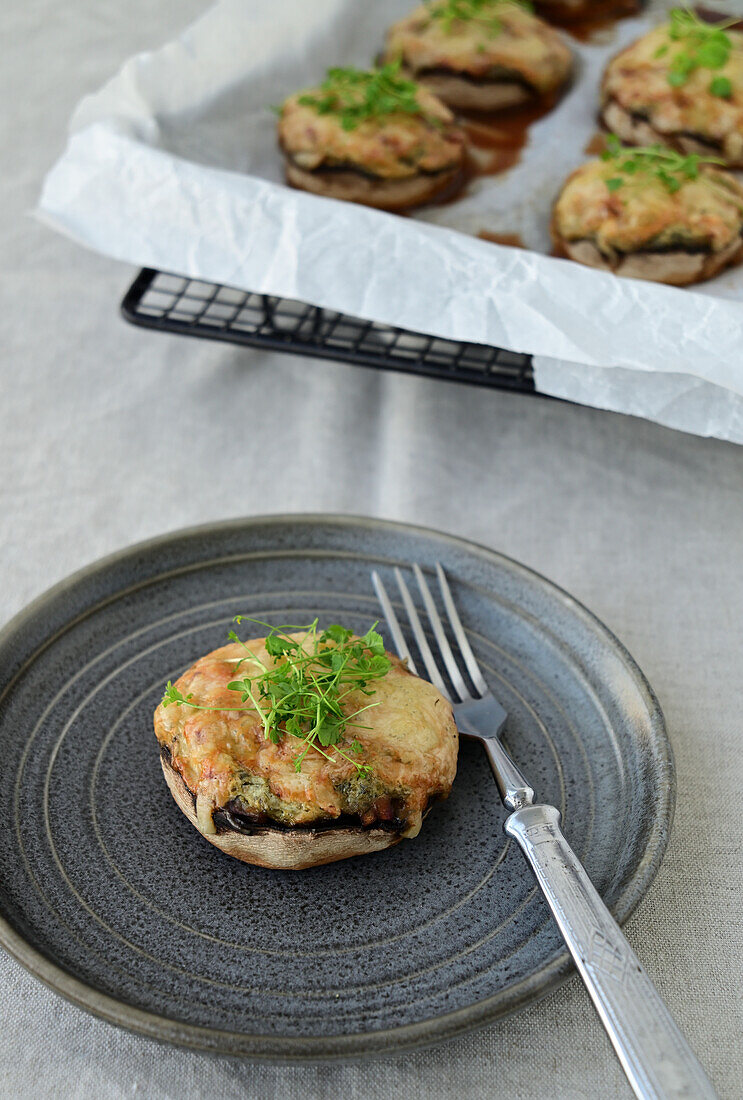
154, 635, 459, 869
159, 752, 417, 870
601, 23, 743, 167
382, 1, 573, 111
551, 156, 743, 285
277, 68, 466, 211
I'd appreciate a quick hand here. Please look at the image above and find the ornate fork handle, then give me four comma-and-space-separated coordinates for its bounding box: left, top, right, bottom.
506, 804, 717, 1100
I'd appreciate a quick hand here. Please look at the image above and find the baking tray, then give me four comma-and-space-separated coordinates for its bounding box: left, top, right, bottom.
121, 268, 535, 392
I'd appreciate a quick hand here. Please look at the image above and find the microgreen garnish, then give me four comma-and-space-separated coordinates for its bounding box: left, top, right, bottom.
710, 74, 733, 96
426, 0, 531, 35
162, 619, 391, 775
296, 62, 430, 131
600, 133, 724, 193
656, 8, 739, 97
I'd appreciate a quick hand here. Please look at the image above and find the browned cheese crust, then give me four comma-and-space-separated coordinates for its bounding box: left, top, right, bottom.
154, 634, 459, 868
277, 84, 466, 210
381, 1, 573, 110
551, 157, 743, 285
601, 25, 743, 167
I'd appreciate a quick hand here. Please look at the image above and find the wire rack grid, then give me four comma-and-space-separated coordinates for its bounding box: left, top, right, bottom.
121, 268, 535, 393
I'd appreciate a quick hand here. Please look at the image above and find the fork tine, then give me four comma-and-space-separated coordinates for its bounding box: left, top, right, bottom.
435, 563, 489, 696
393, 568, 450, 700
371, 570, 418, 675
412, 564, 471, 702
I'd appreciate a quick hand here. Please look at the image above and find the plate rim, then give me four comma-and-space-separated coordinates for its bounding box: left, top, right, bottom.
0, 512, 674, 1061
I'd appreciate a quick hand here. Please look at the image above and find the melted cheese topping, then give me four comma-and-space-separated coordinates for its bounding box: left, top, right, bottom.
602, 25, 743, 163
384, 2, 573, 94
278, 85, 465, 180
553, 158, 743, 255
154, 635, 458, 829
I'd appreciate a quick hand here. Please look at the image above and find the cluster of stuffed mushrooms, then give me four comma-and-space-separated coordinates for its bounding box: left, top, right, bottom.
276, 1, 743, 288
277, 0, 575, 211
553, 9, 743, 285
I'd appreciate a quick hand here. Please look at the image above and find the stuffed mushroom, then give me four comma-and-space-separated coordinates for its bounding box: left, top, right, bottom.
154, 622, 458, 869
382, 0, 573, 111
551, 140, 743, 285
601, 10, 743, 167
277, 63, 467, 210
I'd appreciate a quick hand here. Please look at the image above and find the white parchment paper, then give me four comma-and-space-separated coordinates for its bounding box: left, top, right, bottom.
37, 0, 743, 440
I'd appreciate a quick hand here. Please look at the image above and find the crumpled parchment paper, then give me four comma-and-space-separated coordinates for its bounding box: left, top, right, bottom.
37, 0, 743, 441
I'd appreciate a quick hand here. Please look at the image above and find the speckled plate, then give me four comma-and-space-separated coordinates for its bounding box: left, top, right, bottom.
0, 515, 673, 1061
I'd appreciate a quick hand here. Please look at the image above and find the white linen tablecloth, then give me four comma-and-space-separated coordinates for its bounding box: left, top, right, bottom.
2, 2, 742, 1096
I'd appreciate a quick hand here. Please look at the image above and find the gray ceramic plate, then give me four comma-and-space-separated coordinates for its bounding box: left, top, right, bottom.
0, 515, 673, 1061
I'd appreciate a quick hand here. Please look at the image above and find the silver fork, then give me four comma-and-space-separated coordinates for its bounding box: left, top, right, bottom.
371, 563, 716, 1100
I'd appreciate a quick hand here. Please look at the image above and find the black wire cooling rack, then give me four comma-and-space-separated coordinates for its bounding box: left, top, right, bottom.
121, 269, 535, 392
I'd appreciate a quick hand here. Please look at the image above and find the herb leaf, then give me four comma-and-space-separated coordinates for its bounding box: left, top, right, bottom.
665, 8, 739, 96
600, 135, 725, 194
265, 634, 297, 657
710, 74, 733, 97
161, 620, 390, 775
426, 0, 532, 36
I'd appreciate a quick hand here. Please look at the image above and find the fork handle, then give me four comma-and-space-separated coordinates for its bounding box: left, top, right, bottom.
505, 804, 717, 1100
